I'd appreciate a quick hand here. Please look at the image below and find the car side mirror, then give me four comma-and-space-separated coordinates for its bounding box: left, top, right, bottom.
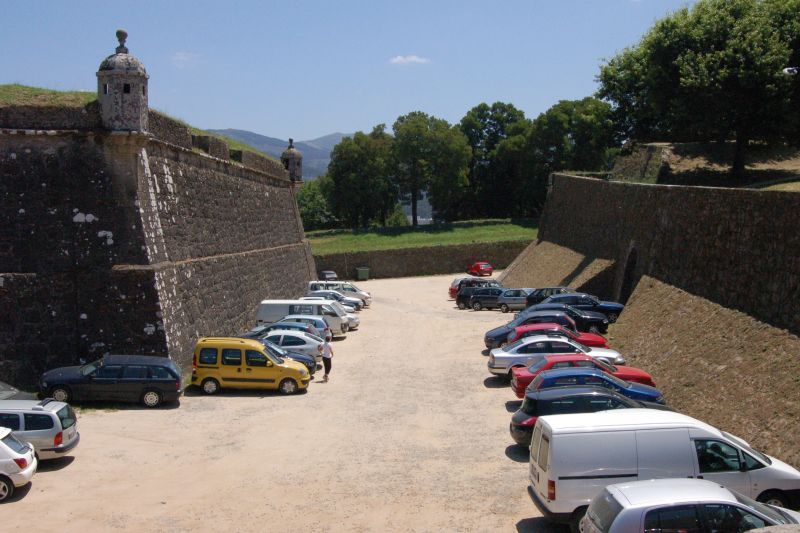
739, 462, 748, 472
266, 360, 273, 367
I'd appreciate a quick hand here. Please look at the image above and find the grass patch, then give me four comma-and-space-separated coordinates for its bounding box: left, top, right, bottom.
0, 84, 96, 107
308, 219, 538, 255
757, 180, 800, 192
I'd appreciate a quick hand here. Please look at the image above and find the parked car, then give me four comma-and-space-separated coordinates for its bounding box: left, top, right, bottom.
467, 261, 493, 276
239, 322, 324, 341
39, 355, 182, 408
0, 427, 37, 503
488, 336, 626, 378
318, 270, 338, 281
280, 315, 333, 342
484, 311, 578, 349
527, 409, 800, 530
509, 386, 670, 446
527, 367, 664, 404
580, 478, 800, 533
306, 289, 363, 311
497, 288, 533, 313
511, 354, 655, 398
0, 381, 35, 401
525, 287, 570, 307
506, 323, 608, 348
456, 286, 481, 310
262, 330, 324, 363
448, 277, 474, 299
256, 299, 349, 335
259, 339, 316, 374
469, 287, 505, 311
522, 303, 609, 333
302, 296, 356, 314
453, 277, 501, 300
540, 292, 625, 322
191, 337, 310, 395
0, 398, 79, 460
308, 281, 371, 306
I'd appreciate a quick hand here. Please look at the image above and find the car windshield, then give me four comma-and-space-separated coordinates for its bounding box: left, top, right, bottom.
260, 341, 286, 364
595, 359, 615, 372
527, 356, 548, 372
307, 333, 323, 343
604, 373, 629, 388
504, 339, 525, 352
733, 491, 790, 523
79, 360, 102, 376
57, 405, 77, 429
521, 397, 538, 416
2, 432, 29, 454
721, 431, 772, 465
564, 305, 581, 317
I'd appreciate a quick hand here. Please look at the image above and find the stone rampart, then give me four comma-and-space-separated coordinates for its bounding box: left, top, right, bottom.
0, 102, 103, 131
313, 240, 529, 280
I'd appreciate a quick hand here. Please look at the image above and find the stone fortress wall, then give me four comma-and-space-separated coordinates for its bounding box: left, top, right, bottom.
0, 41, 315, 386
500, 174, 800, 466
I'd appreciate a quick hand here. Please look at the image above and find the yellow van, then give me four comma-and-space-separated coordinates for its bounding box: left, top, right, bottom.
191, 337, 310, 395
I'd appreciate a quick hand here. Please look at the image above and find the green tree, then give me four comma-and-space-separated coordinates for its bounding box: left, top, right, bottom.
296, 174, 337, 230
597, 0, 797, 174
392, 112, 470, 225
459, 102, 527, 217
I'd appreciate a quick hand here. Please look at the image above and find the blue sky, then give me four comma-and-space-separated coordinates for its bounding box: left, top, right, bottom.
1, 0, 694, 140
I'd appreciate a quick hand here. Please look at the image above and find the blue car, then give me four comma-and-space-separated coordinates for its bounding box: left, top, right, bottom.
540, 292, 625, 322
527, 367, 665, 404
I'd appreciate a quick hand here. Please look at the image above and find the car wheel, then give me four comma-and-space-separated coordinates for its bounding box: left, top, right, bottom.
757, 490, 789, 508
201, 378, 220, 395
500, 304, 509, 313
457, 301, 466, 310
49, 386, 71, 403
0, 476, 13, 503
279, 378, 298, 395
569, 506, 588, 533
472, 301, 483, 311
141, 390, 162, 408
607, 313, 619, 322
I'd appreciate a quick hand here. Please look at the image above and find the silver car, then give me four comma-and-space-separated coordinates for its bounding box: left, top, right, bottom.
497, 288, 533, 313
487, 334, 625, 377
262, 330, 324, 363
306, 290, 363, 311
281, 315, 334, 341
0, 398, 80, 460
580, 478, 800, 533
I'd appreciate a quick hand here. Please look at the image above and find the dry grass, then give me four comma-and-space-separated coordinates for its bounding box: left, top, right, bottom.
0, 84, 96, 107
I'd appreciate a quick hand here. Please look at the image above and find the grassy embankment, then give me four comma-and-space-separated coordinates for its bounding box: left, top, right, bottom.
0, 84, 274, 160
307, 219, 538, 255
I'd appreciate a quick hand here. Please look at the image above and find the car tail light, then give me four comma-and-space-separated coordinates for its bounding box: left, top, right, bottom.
54, 431, 63, 447
14, 457, 28, 469
175, 380, 181, 390
519, 416, 538, 427
548, 479, 556, 500
192, 353, 197, 370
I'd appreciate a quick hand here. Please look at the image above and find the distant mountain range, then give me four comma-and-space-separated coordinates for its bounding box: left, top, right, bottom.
208, 129, 351, 179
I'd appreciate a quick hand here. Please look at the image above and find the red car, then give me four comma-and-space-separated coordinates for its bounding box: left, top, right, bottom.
506, 322, 609, 348
510, 354, 655, 399
467, 261, 493, 276
448, 277, 470, 299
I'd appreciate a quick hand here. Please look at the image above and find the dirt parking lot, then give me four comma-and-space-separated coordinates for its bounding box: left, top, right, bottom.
2, 274, 561, 532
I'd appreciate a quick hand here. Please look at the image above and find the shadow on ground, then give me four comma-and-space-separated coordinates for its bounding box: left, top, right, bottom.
36, 456, 75, 473
184, 386, 307, 398
484, 376, 509, 389
505, 444, 528, 463
516, 517, 569, 533
481, 349, 490, 356
506, 400, 522, 413
4, 482, 32, 503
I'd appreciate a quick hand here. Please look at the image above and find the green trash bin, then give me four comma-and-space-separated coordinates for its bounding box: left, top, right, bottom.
356, 266, 369, 281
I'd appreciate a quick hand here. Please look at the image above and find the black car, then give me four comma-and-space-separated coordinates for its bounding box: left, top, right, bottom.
456, 287, 481, 310
525, 287, 570, 307
39, 355, 182, 408
541, 292, 625, 322
455, 277, 501, 294
522, 303, 609, 333
469, 287, 505, 311
483, 310, 577, 349
509, 386, 672, 446
318, 270, 338, 280
260, 339, 317, 374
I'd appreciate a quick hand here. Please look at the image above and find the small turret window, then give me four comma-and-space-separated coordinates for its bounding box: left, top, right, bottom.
123, 83, 131, 94
142, 85, 146, 96
103, 83, 109, 95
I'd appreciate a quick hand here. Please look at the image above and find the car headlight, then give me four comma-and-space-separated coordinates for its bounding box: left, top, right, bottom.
41, 381, 48, 388
603, 319, 608, 324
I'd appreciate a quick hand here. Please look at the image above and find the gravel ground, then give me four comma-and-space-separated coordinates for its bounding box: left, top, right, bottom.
2, 273, 562, 532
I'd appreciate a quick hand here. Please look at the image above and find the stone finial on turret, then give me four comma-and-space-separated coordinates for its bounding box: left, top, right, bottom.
97, 29, 149, 132
281, 138, 303, 183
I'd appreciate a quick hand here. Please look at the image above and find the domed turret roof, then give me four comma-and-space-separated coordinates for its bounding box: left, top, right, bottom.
98, 29, 147, 76
281, 138, 302, 160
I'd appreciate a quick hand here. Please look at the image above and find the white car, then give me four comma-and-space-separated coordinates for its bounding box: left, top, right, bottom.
301, 296, 356, 314
580, 478, 800, 532
262, 330, 324, 363
308, 281, 371, 307
0, 427, 37, 502
487, 334, 625, 377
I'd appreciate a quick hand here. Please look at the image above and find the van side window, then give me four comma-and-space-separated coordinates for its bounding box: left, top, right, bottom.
291, 304, 314, 315
24, 413, 55, 431
199, 348, 218, 365
150, 366, 174, 379
95, 365, 122, 379
222, 349, 242, 366
644, 505, 702, 533
0, 413, 21, 430
530, 425, 542, 460
743, 452, 765, 471
122, 365, 148, 379
701, 504, 766, 532
245, 350, 267, 367
695, 440, 741, 473
537, 436, 550, 470
283, 336, 304, 347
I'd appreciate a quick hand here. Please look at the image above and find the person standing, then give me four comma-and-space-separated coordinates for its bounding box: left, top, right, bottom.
322, 340, 333, 382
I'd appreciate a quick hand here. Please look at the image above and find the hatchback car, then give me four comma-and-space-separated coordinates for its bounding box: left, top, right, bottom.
528, 367, 664, 404
510, 354, 655, 398
306, 290, 363, 311
467, 261, 493, 276
579, 478, 800, 533
262, 330, 324, 363
506, 323, 608, 348
521, 303, 610, 333
281, 315, 333, 342
509, 386, 670, 446
469, 287, 505, 311
0, 398, 80, 460
497, 288, 533, 313
39, 355, 182, 408
484, 311, 578, 349
239, 321, 323, 340
525, 287, 570, 307
318, 270, 338, 280
0, 427, 37, 502
541, 292, 625, 323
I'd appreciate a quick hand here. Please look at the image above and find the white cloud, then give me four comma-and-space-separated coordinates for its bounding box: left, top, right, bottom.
171, 51, 201, 69
389, 55, 431, 65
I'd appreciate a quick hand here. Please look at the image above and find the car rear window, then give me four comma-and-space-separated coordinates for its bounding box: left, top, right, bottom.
57, 405, 77, 430
521, 398, 538, 416
530, 374, 544, 390
0, 413, 21, 430
537, 436, 550, 470
2, 432, 29, 454
150, 366, 175, 379
24, 413, 54, 431
587, 489, 625, 532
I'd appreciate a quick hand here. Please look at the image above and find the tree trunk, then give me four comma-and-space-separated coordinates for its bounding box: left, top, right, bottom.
732, 131, 747, 177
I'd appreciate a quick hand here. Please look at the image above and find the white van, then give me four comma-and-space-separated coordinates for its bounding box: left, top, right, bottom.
255, 299, 348, 335
528, 409, 800, 531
